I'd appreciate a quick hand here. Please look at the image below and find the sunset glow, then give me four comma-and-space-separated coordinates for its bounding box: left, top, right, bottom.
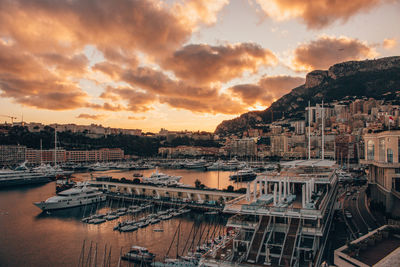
0, 0, 399, 132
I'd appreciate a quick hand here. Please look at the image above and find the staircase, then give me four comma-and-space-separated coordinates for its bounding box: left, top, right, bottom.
279, 218, 300, 266
247, 216, 270, 263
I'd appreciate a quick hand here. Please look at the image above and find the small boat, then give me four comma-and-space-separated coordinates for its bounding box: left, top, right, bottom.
120, 225, 138, 232
160, 214, 172, 220
150, 218, 160, 224
121, 246, 155, 263
153, 228, 164, 232
117, 207, 128, 212
91, 218, 106, 224
229, 168, 257, 182
105, 214, 119, 221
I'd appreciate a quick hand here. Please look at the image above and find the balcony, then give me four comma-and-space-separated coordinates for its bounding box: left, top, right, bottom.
360, 159, 400, 168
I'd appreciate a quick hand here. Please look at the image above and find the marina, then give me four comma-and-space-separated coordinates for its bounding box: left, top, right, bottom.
0, 167, 236, 267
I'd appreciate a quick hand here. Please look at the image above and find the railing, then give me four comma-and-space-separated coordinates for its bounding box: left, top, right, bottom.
255, 216, 271, 263
245, 216, 262, 259
290, 219, 302, 266
227, 217, 258, 229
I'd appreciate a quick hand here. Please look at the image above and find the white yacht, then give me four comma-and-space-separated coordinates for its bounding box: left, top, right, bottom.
142, 168, 182, 185
33, 182, 106, 211
229, 167, 257, 182
0, 162, 52, 188
185, 158, 207, 169
206, 160, 225, 170
223, 157, 246, 170
33, 163, 73, 177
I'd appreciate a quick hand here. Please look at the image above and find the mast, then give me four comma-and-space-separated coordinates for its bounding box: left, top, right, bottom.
322, 100, 325, 160
308, 101, 311, 160
40, 139, 43, 165
54, 129, 57, 167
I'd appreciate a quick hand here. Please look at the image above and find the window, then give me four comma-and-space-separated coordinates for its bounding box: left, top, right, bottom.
367, 140, 375, 160
398, 138, 400, 163
387, 149, 393, 163
393, 178, 400, 193
379, 138, 385, 162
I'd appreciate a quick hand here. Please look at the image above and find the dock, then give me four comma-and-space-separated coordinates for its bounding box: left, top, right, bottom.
88, 180, 244, 211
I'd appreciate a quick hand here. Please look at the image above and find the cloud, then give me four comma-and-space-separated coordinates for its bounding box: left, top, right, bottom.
0, 0, 192, 58
86, 102, 126, 112
76, 113, 105, 120
38, 53, 89, 76
128, 116, 146, 120
162, 43, 277, 84
99, 86, 156, 113
160, 94, 246, 115
121, 67, 218, 99
173, 0, 229, 27
383, 38, 397, 50
292, 36, 377, 71
0, 42, 88, 110
255, 0, 385, 29
229, 75, 305, 106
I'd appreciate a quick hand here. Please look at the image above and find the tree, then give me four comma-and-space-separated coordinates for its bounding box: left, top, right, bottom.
195, 179, 202, 189
227, 185, 234, 192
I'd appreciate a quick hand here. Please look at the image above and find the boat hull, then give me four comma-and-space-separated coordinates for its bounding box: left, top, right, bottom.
34, 194, 106, 211
229, 174, 257, 182
0, 176, 51, 188
121, 253, 154, 263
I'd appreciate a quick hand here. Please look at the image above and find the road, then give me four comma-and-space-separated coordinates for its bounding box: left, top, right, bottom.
342, 185, 379, 238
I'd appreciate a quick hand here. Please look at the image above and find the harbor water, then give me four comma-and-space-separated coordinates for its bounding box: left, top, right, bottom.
0, 168, 240, 267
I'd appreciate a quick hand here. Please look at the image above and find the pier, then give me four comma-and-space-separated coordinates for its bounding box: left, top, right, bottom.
88, 180, 244, 210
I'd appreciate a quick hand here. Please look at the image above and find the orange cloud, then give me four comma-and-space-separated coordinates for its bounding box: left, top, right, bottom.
255, 0, 385, 29
0, 42, 88, 110
0, 0, 192, 58
173, 0, 229, 27
292, 36, 377, 71
229, 75, 304, 106
159, 94, 246, 115
122, 67, 218, 99
163, 43, 277, 85
383, 38, 397, 50
128, 116, 146, 120
98, 86, 156, 113
77, 113, 105, 120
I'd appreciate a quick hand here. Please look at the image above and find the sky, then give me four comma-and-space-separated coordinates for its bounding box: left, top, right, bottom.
0, 0, 399, 132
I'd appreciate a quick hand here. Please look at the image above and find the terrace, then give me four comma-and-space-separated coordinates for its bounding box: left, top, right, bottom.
334, 225, 400, 267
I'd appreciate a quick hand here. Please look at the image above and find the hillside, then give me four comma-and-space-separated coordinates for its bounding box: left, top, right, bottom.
215, 56, 400, 135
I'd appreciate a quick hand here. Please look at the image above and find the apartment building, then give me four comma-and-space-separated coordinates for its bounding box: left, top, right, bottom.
0, 145, 27, 166
361, 130, 400, 216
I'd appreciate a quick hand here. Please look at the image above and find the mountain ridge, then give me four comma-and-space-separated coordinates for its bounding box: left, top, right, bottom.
215, 56, 400, 135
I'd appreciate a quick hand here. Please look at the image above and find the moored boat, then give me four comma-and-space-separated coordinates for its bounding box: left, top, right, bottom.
229, 167, 257, 182
33, 182, 106, 211
121, 246, 155, 263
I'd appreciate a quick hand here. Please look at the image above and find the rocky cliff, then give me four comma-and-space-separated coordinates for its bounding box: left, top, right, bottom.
215, 56, 400, 135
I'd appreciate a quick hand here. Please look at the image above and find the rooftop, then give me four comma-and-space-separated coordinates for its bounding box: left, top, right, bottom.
335, 225, 400, 267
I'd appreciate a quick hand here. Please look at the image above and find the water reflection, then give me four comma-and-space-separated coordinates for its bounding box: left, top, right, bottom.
0, 169, 232, 266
